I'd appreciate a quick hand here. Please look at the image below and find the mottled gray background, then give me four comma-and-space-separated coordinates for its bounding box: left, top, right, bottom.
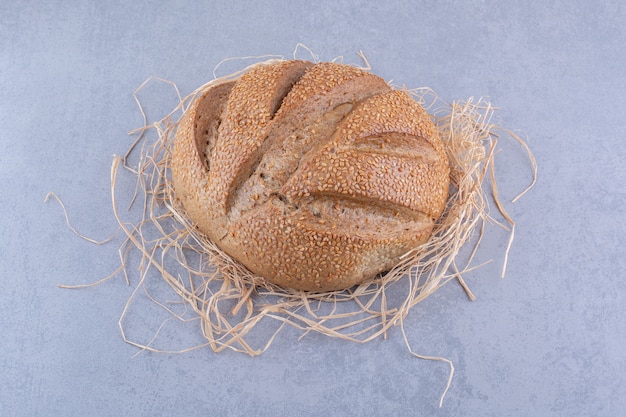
1, 1, 625, 416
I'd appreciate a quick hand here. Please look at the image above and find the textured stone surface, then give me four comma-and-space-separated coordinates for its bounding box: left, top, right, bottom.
2, 1, 625, 416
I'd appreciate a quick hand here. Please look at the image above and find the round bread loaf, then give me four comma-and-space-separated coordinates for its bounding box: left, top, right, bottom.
171, 60, 450, 291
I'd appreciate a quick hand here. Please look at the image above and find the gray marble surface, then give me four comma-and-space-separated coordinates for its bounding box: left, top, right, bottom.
2, 1, 625, 416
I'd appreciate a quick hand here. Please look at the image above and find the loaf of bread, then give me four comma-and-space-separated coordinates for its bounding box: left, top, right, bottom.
171, 60, 450, 291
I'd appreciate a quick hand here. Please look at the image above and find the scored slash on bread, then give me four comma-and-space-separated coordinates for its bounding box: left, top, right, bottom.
172, 60, 450, 291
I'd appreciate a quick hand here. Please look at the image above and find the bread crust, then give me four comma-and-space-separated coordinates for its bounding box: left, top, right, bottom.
172, 60, 450, 291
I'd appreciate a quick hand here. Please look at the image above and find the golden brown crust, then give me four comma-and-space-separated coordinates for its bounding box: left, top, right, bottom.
171, 80, 236, 237
172, 60, 450, 291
